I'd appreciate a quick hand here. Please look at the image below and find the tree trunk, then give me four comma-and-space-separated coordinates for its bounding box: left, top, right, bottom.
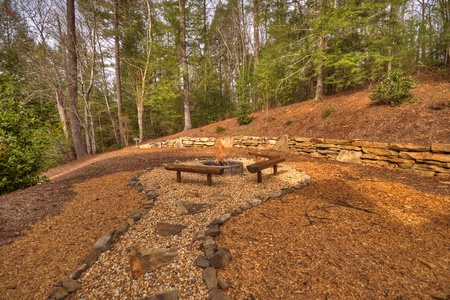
179, 0, 192, 131
97, 36, 119, 144
137, 70, 144, 143
252, 0, 260, 110
55, 89, 69, 139
315, 34, 324, 100
135, 0, 153, 143
66, 0, 86, 159
441, 0, 450, 66
114, 0, 128, 146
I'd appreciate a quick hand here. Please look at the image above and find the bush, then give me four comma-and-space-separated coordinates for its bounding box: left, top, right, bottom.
370, 69, 417, 105
215, 126, 226, 134
236, 103, 253, 125
0, 80, 49, 194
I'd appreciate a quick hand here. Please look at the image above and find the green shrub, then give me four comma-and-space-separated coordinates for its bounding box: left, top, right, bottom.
0, 106, 49, 194
0, 78, 49, 194
215, 126, 226, 134
369, 69, 417, 105
236, 103, 253, 125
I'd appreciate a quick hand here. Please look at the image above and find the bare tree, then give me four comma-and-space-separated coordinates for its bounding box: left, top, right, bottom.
114, 0, 128, 146
67, 0, 86, 158
134, 0, 153, 143
179, 0, 192, 131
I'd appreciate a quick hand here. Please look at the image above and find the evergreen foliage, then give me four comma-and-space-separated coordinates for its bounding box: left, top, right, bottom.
236, 103, 253, 126
0, 76, 49, 194
369, 69, 417, 105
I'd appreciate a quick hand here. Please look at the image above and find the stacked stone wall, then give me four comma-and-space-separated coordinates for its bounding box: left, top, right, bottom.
141, 136, 450, 177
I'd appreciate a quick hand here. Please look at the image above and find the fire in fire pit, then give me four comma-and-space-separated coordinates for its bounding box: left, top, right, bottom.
201, 138, 243, 175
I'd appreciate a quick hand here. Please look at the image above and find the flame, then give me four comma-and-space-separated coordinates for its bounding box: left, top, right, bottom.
214, 138, 225, 162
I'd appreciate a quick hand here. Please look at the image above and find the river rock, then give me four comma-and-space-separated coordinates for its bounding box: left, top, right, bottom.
210, 248, 232, 269
155, 222, 186, 236
143, 289, 179, 300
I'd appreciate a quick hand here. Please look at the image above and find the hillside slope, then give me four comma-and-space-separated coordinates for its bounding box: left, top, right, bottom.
157, 79, 450, 146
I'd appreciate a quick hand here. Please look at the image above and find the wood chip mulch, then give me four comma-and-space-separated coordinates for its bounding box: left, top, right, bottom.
0, 148, 449, 300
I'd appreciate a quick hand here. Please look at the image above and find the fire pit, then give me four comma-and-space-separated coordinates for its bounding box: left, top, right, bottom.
202, 159, 244, 176
200, 138, 244, 176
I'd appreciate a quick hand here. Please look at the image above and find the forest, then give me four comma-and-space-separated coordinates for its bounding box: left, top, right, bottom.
0, 0, 449, 193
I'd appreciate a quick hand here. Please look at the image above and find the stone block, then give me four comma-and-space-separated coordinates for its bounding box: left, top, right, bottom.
194, 255, 211, 268
208, 288, 230, 300
399, 152, 450, 163
353, 141, 389, 149
324, 138, 353, 145
143, 289, 179, 300
293, 137, 311, 142
362, 159, 392, 168
389, 143, 429, 152
431, 143, 450, 153
389, 158, 415, 169
61, 278, 82, 293
315, 143, 339, 149
413, 163, 447, 173
362, 147, 399, 157
342, 146, 362, 151
336, 150, 362, 163
93, 232, 113, 252
361, 154, 389, 161
48, 287, 69, 300
210, 248, 232, 269
202, 267, 218, 291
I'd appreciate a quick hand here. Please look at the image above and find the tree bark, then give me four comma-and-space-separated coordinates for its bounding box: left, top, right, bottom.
114, 0, 128, 146
179, 0, 192, 131
315, 34, 324, 100
135, 0, 153, 143
55, 89, 69, 139
66, 0, 86, 159
252, 0, 260, 110
97, 34, 119, 144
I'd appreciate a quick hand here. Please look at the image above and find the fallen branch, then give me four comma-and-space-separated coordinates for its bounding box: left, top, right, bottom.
303, 212, 331, 226
335, 199, 377, 214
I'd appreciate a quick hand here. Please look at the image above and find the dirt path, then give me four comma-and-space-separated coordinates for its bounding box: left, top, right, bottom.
0, 147, 449, 299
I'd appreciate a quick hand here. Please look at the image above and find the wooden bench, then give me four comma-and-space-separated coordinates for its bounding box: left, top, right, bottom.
164, 164, 225, 186
248, 151, 281, 160
246, 156, 286, 183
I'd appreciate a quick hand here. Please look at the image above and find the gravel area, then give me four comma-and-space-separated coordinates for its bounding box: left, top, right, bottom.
76, 158, 309, 299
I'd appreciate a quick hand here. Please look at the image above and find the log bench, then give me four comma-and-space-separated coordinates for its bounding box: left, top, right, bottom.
164, 164, 225, 186
246, 157, 286, 183
248, 151, 281, 160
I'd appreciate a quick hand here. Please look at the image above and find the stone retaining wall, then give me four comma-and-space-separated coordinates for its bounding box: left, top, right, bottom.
141, 136, 450, 177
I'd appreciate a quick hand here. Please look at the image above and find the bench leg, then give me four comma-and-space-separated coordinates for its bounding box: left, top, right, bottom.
257, 171, 262, 183
207, 174, 212, 186
273, 164, 278, 175
176, 171, 182, 183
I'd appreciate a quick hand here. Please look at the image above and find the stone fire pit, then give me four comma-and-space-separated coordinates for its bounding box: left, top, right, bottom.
201, 160, 244, 176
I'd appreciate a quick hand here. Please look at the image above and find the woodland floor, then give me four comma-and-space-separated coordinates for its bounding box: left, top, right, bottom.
1, 79, 450, 299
